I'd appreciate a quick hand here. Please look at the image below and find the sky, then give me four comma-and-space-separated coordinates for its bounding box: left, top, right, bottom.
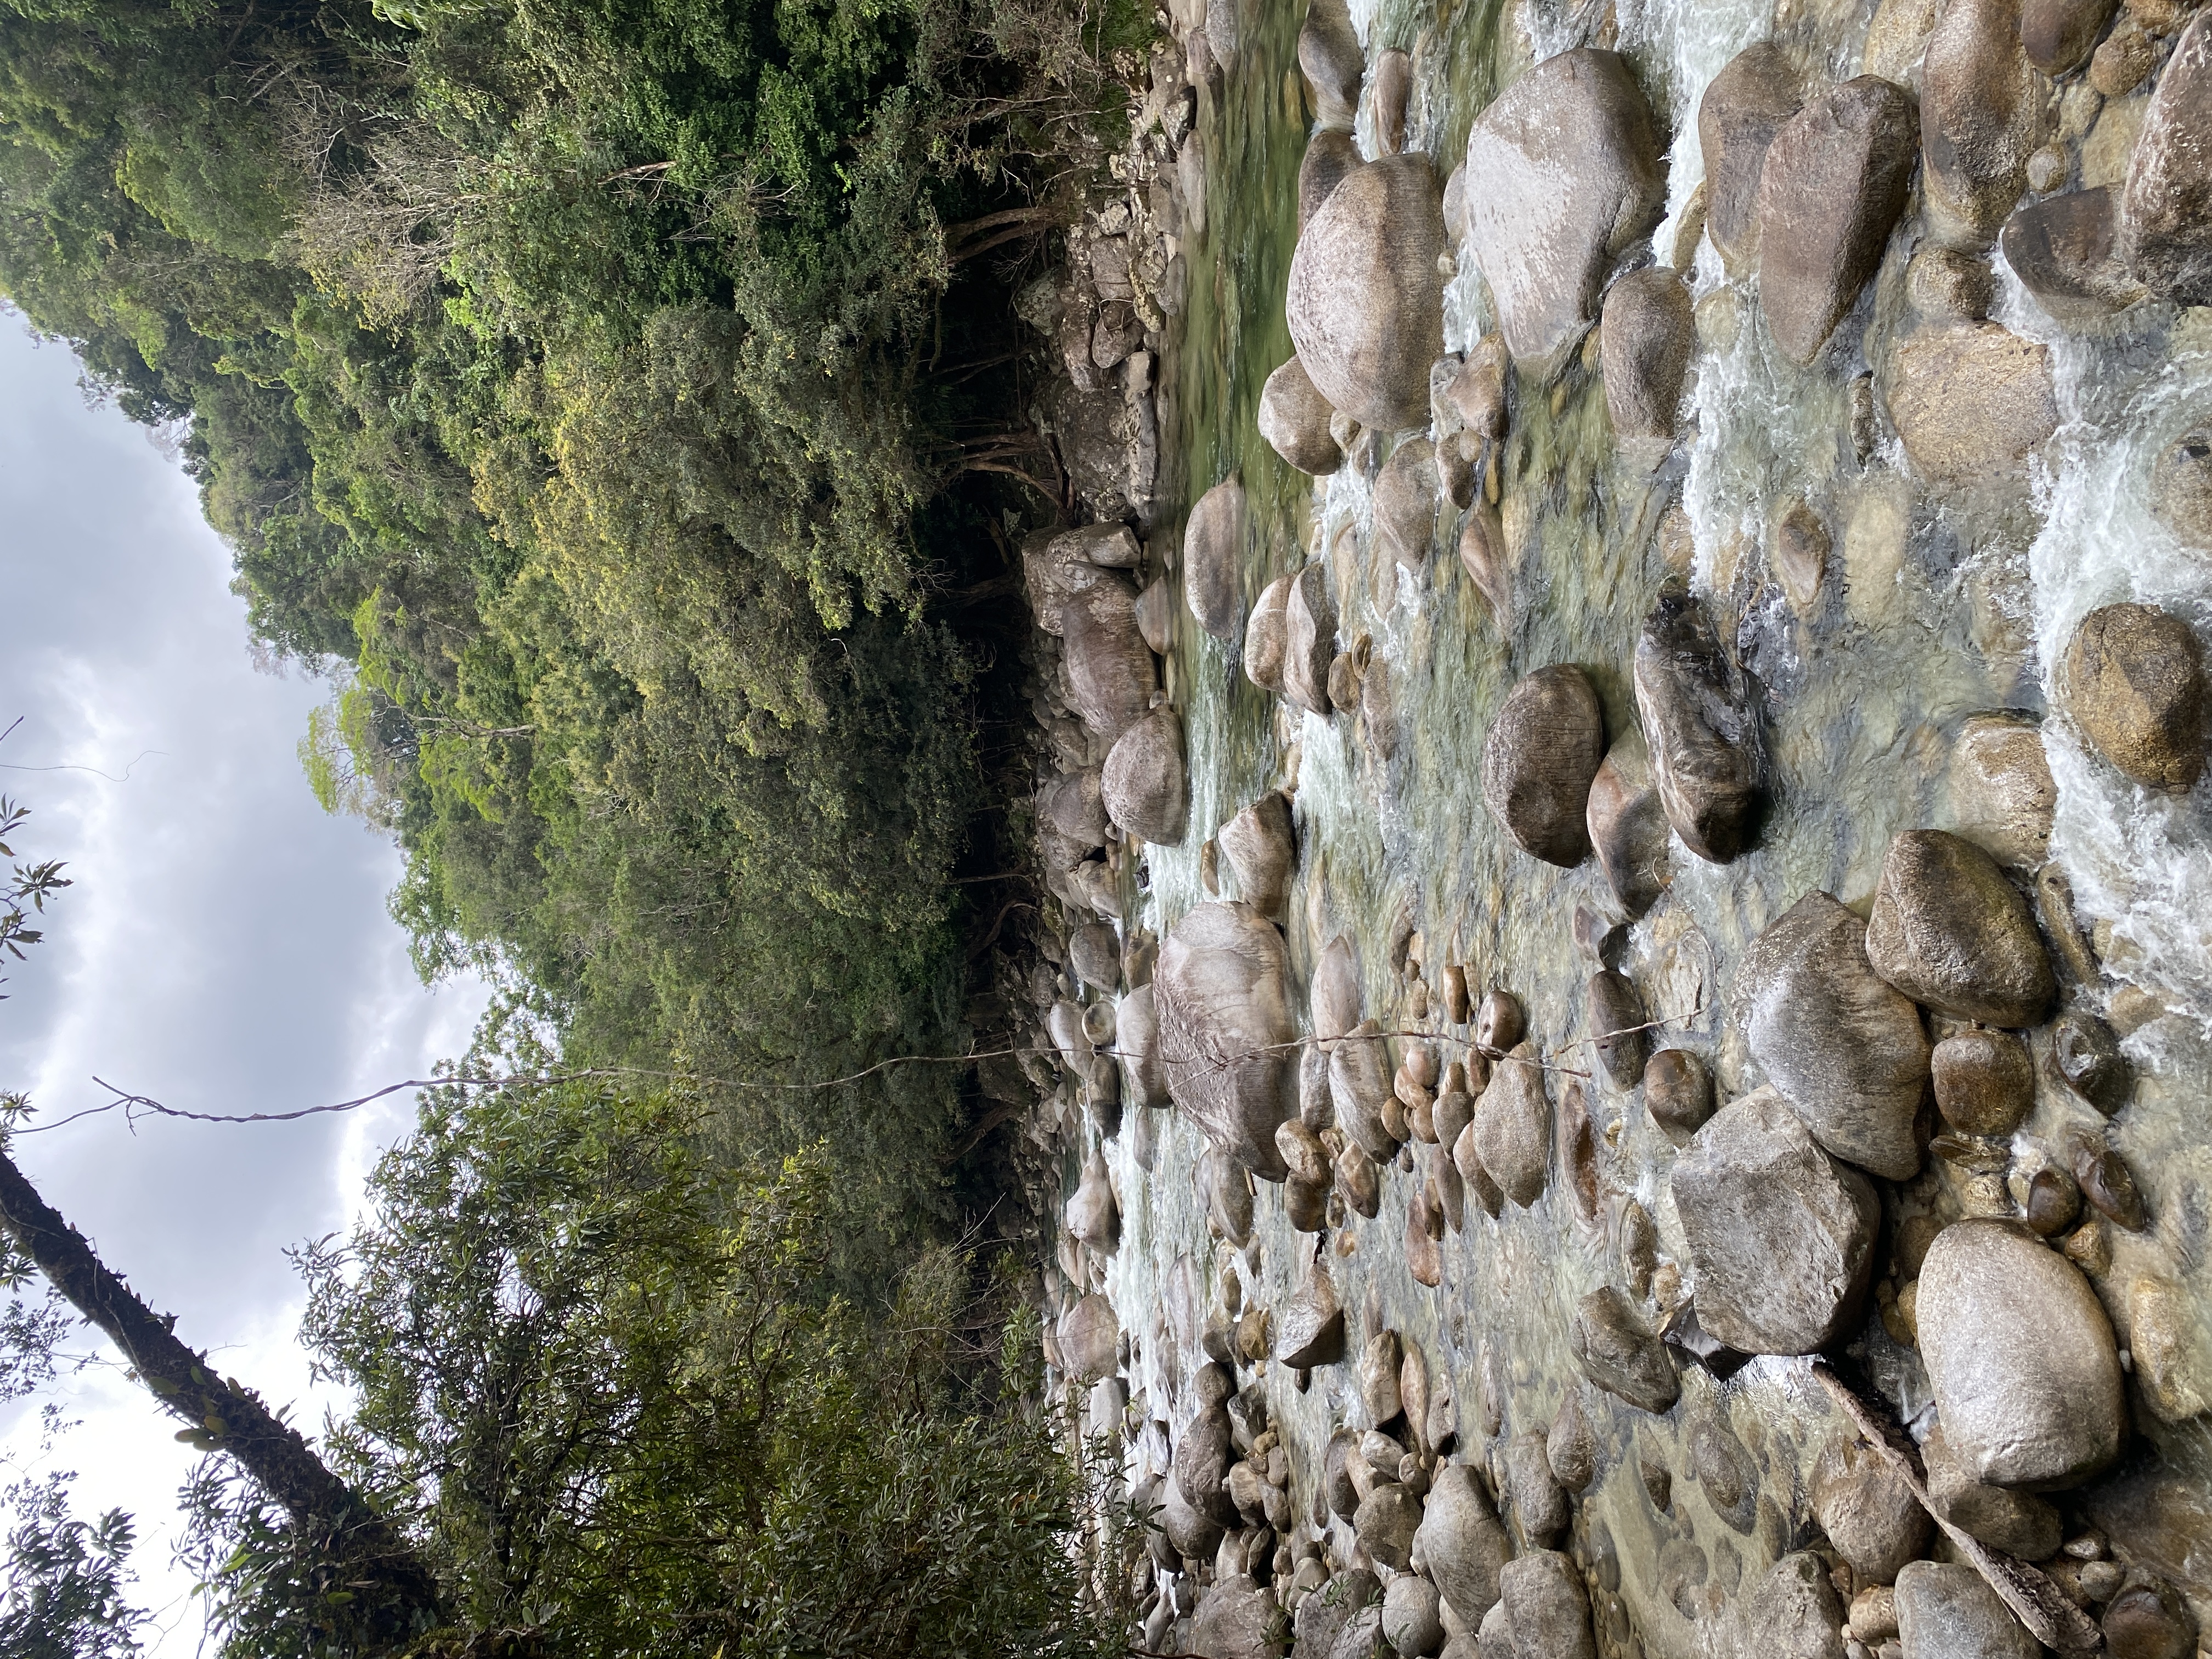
0, 318, 489, 1651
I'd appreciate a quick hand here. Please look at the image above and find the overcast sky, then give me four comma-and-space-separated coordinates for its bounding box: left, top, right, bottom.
0, 318, 488, 1651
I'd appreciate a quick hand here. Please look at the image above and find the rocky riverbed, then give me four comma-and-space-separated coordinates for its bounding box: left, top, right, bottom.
1005, 0, 2212, 1652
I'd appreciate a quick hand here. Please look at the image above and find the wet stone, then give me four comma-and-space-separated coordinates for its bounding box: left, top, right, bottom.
1259, 356, 1343, 476
1644, 1048, 1716, 1142
1634, 586, 1764, 864
1699, 42, 1805, 273
1286, 154, 1447, 430
2101, 1576, 2198, 1658
1352, 1481, 1424, 1570
1482, 664, 1605, 867
1470, 1043, 1551, 1207
1746, 1551, 1848, 1659
1497, 1550, 1598, 1659
2062, 601, 2208, 792
1864, 830, 2056, 1028
1505, 1432, 1568, 1544
1549, 1390, 1597, 1491
2047, 1009, 2128, 1114
1587, 969, 1650, 1088
1894, 1561, 2041, 1659
1813, 1437, 1933, 1584
1570, 1286, 1680, 1414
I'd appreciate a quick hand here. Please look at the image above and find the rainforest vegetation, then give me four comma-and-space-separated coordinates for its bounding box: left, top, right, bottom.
0, 0, 1144, 1651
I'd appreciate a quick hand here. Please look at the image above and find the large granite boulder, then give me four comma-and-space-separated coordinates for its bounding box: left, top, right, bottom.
2117, 10, 2212, 305
1739, 891, 1931, 1180
1103, 706, 1189, 844
1058, 572, 1156, 742
1757, 76, 1918, 363
1863, 829, 2055, 1027
1184, 479, 1248, 640
1461, 50, 1666, 365
1470, 1044, 1550, 1206
1156, 900, 1297, 1178
1286, 154, 1448, 430
1888, 324, 2057, 483
1699, 42, 1804, 273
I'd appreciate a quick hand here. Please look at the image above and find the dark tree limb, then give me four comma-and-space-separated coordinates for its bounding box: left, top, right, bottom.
0, 1148, 443, 1630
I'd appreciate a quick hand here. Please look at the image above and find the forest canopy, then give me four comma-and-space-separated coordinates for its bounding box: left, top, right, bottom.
0, 0, 1138, 1272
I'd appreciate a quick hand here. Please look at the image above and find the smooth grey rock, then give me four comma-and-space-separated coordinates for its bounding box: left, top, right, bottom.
2047, 1008, 2128, 1115
1505, 1432, 1568, 1542
1277, 1257, 1347, 1368
1220, 791, 1296, 917
1384, 1573, 1446, 1657
1921, 0, 2044, 243
1373, 48, 1414, 154
1415, 1464, 1514, 1629
1586, 970, 1649, 1089
1103, 705, 1190, 844
1331, 1020, 1399, 1163
1163, 1469, 1227, 1561
1599, 266, 1694, 438
2062, 601, 2209, 791
1699, 42, 1804, 272
1156, 900, 1297, 1176
1569, 1286, 1679, 1414
1894, 1561, 2040, 1659
1287, 154, 1448, 430
1497, 1550, 1596, 1659
1757, 76, 1918, 362
1246, 572, 1294, 695
1184, 478, 1247, 640
1482, 664, 1605, 867
1374, 437, 1441, 568
1283, 562, 1338, 718
1740, 891, 1931, 1181
1326, 1605, 1389, 1659
1261, 356, 1345, 476
1922, 1420, 2063, 1558
1069, 921, 1120, 995
1745, 1552, 1847, 1659
2001, 187, 2147, 323
1312, 933, 1362, 1046
1944, 712, 2055, 870
1470, 1043, 1550, 1207
1298, 0, 1363, 123
1057, 569, 1155, 742
1917, 1219, 2126, 1488
1068, 1147, 1119, 1250
1585, 730, 1670, 916
1293, 1570, 1380, 1659
1644, 1048, 1714, 1142
1864, 829, 2055, 1027
1633, 588, 1763, 864
1359, 1327, 1403, 1426
1812, 1437, 1933, 1584
1119, 983, 1170, 1108
1670, 1086, 1880, 1356
2118, 12, 2212, 305
1176, 1401, 1237, 1521
1041, 766, 1110, 847
1299, 128, 1364, 229
1888, 324, 2057, 483
1352, 1482, 1424, 1570
1460, 50, 1666, 365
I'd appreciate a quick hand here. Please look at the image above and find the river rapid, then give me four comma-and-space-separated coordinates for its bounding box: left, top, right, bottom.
1042, 0, 2212, 1649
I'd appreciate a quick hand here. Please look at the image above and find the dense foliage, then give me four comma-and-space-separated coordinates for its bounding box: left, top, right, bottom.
179, 1067, 1129, 1659
0, 0, 1135, 1274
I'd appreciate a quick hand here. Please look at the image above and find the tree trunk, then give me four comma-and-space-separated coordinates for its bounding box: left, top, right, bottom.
0, 1149, 443, 1633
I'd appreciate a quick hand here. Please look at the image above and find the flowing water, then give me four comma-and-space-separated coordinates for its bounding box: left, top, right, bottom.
1069, 0, 2212, 1646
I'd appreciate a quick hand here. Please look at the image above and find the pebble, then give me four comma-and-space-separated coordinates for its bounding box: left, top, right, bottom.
2102, 1577, 2198, 1658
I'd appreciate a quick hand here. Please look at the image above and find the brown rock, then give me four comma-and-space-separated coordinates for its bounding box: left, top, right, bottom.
1922, 0, 2046, 243
2092, 14, 2158, 92
1156, 901, 1296, 1176
1373, 48, 1414, 154
1774, 499, 1832, 611
1600, 267, 1694, 439
1374, 436, 1441, 569
1645, 1048, 1716, 1141
1260, 356, 1345, 475
1932, 1029, 2035, 1135
1298, 0, 1363, 123
2102, 1577, 2198, 1659
1288, 154, 1448, 431
1889, 324, 2058, 483
2002, 187, 2148, 324
2047, 1008, 2128, 1114
1299, 128, 1363, 229
1457, 501, 1512, 627
1443, 337, 1510, 440
2023, 0, 2120, 74
1906, 244, 1997, 321
1571, 1286, 1679, 1414
1585, 731, 1671, 917
2061, 601, 2208, 789
1482, 664, 1605, 866
1282, 561, 1339, 718
1757, 77, 1919, 362
2150, 428, 2212, 550
1219, 791, 1296, 916
2073, 1137, 2146, 1230
1864, 829, 2056, 1028
1312, 934, 1362, 1047
1700, 43, 1806, 273
1471, 1043, 1551, 1207
2118, 12, 2212, 304
1923, 1419, 2064, 1557
1245, 572, 1294, 694
1277, 1256, 1346, 1367
1633, 587, 1764, 864
1813, 1438, 1933, 1584
1944, 713, 2056, 870
1588, 970, 1651, 1088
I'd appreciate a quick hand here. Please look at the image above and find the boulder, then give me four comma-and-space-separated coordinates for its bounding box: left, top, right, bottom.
1548, 1391, 1597, 1491
1041, 768, 1109, 849
1497, 1551, 1596, 1659
1184, 479, 1248, 640
1276, 1118, 1330, 1187
1740, 891, 1931, 1180
1944, 712, 2055, 870
2001, 187, 2147, 324
1931, 1029, 2035, 1135
1120, 983, 1170, 1108
1457, 502, 1513, 627
1587, 970, 1650, 1089
1298, 0, 1363, 125
1505, 1432, 1569, 1542
2118, 12, 2212, 304
1373, 49, 1415, 155
1482, 664, 1605, 867
1136, 577, 1175, 656
1360, 1328, 1403, 1424
1415, 1464, 1514, 1628
1069, 1148, 1120, 1250
1287, 154, 1448, 430
1632, 588, 1763, 864
2151, 428, 2212, 550
1103, 706, 1190, 844
1260, 356, 1345, 476
1585, 732, 1671, 916
1384, 1576, 1444, 1656
1906, 243, 1997, 321
1069, 921, 1120, 994
1864, 830, 2055, 1026
1812, 1438, 1932, 1584
2023, 0, 2119, 71
1374, 437, 1441, 568
1889, 324, 2057, 483
1352, 1482, 1424, 1570
1192, 1576, 1281, 1659
1917, 1218, 2126, 1488
1746, 1553, 1848, 1659
1669, 1087, 1880, 1356
1330, 1021, 1400, 1163
1443, 337, 1510, 441
2061, 601, 2208, 791
1156, 901, 1297, 1177
1246, 573, 1294, 693
1757, 76, 1918, 362
1294, 1570, 1380, 1659
1922, 1420, 2063, 1556
1327, 1606, 1389, 1659
1699, 42, 1805, 273
1470, 1044, 1550, 1206
1059, 574, 1156, 742
1599, 266, 1694, 439
1643, 1048, 1714, 1142
1299, 128, 1364, 229
1162, 1471, 1226, 1561
1220, 792, 1296, 916
1312, 934, 1363, 1045
1894, 1561, 2041, 1659
1058, 1292, 1119, 1380
1922, 0, 2044, 243
1282, 562, 1338, 718
1461, 50, 1666, 364
2101, 1577, 2199, 1659
1569, 1286, 1679, 1414
2047, 1008, 2128, 1114
1277, 1255, 1347, 1367
1175, 1401, 1238, 1521
1023, 522, 1141, 634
